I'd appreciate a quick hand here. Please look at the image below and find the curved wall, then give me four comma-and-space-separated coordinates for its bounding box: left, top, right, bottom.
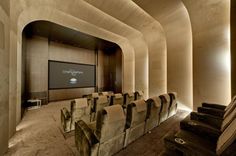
182, 0, 231, 110
133, 0, 193, 110
0, 1, 9, 155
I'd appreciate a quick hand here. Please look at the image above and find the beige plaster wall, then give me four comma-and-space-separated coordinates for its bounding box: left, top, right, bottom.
0, 2, 9, 155
182, 0, 231, 110
231, 1, 236, 97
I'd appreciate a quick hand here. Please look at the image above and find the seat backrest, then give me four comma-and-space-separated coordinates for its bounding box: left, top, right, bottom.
94, 96, 109, 113
217, 117, 236, 155
135, 91, 144, 100
146, 96, 162, 119
124, 92, 135, 106
92, 93, 99, 98
221, 106, 236, 131
100, 92, 108, 96
111, 93, 123, 105
168, 92, 177, 108
126, 99, 147, 128
71, 98, 90, 124
95, 105, 126, 143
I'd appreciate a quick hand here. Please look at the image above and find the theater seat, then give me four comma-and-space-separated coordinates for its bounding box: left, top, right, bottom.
124, 99, 147, 146
159, 94, 171, 124
190, 104, 236, 131
75, 105, 126, 156
91, 95, 109, 121
123, 92, 135, 108
168, 92, 178, 118
198, 95, 236, 118
180, 105, 236, 142
164, 117, 236, 156
145, 96, 161, 133
61, 98, 91, 132
110, 93, 123, 106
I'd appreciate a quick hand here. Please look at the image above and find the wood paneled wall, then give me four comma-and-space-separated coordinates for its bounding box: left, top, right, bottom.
23, 35, 122, 103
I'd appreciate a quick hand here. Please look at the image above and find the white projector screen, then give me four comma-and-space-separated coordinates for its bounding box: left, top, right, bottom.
49, 60, 96, 89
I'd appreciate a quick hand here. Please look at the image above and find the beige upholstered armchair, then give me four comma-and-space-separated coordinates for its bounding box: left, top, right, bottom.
75, 105, 126, 156
145, 96, 162, 133
164, 117, 236, 156
61, 98, 91, 132
168, 92, 178, 118
124, 99, 147, 146
110, 93, 123, 106
99, 91, 114, 105
91, 95, 109, 121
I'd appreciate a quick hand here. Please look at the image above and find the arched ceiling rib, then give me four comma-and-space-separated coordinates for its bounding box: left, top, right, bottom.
84, 0, 167, 97
133, 0, 193, 109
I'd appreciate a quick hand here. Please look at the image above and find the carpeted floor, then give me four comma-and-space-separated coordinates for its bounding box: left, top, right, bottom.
4, 100, 189, 156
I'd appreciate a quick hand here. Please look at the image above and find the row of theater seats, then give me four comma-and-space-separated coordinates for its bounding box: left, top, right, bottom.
74, 92, 178, 156
163, 96, 236, 156
83, 91, 144, 107
61, 91, 144, 132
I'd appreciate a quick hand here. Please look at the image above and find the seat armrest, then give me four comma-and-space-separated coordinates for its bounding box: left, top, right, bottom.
202, 103, 226, 110
198, 107, 225, 118
75, 120, 99, 151
190, 112, 223, 129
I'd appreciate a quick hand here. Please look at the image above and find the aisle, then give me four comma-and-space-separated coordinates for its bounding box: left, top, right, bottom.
5, 100, 78, 156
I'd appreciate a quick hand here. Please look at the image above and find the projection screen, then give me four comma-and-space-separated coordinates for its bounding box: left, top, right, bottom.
49, 60, 96, 89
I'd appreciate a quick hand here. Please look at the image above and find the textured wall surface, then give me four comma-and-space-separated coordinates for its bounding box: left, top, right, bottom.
183, 0, 231, 110
231, 1, 236, 97
0, 2, 9, 155
133, 0, 193, 110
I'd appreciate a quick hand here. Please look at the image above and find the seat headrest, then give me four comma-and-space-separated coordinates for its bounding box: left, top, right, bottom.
97, 96, 108, 104
114, 93, 123, 98
128, 92, 134, 97
103, 105, 125, 122
92, 93, 99, 98
133, 99, 147, 112
150, 96, 161, 108
74, 98, 88, 108
101, 92, 108, 96
217, 117, 236, 155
